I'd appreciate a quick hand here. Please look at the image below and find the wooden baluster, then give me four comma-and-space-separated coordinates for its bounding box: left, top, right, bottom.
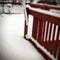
24, 20, 28, 39
57, 26, 60, 60
51, 24, 56, 56
53, 25, 59, 57
45, 21, 49, 50
32, 17, 38, 40
24, 8, 29, 39
37, 19, 44, 45
41, 20, 46, 46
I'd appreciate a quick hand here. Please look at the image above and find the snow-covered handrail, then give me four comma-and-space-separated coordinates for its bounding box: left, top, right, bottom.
26, 4, 60, 18
29, 3, 60, 9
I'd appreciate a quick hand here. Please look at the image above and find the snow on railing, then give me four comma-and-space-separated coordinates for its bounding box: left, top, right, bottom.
26, 4, 60, 18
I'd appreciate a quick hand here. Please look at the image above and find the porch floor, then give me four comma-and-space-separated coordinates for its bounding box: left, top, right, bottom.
0, 14, 45, 60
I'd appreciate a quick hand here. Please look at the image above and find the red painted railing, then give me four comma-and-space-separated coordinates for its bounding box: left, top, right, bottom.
28, 3, 60, 10
24, 4, 60, 60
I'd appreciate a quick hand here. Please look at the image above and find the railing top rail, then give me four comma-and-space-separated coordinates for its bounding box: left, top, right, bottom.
26, 4, 60, 18
28, 3, 60, 8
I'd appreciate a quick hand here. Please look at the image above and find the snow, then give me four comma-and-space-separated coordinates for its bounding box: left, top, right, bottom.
0, 4, 24, 14
27, 14, 34, 37
0, 14, 45, 60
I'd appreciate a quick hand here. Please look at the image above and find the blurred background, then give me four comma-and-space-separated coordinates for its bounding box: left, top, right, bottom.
0, 0, 60, 60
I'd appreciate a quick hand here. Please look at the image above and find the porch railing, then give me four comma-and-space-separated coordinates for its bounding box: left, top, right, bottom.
24, 4, 60, 60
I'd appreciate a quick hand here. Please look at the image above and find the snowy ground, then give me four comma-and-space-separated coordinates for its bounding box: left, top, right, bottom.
0, 4, 24, 14
0, 14, 45, 60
